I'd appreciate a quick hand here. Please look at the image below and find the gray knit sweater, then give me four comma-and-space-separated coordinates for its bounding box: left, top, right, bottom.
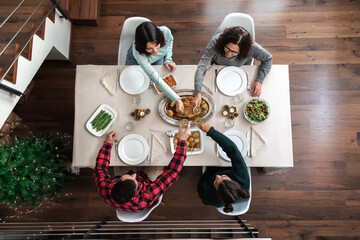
194, 33, 273, 93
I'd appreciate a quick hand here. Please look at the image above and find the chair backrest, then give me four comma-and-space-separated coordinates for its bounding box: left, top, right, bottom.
116, 194, 163, 222
117, 17, 151, 65
216, 167, 252, 216
213, 13, 255, 41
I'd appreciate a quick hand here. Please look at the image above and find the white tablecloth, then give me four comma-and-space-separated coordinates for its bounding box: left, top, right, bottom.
72, 65, 293, 170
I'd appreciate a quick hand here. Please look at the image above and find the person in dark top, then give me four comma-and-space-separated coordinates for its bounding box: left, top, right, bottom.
197, 122, 250, 213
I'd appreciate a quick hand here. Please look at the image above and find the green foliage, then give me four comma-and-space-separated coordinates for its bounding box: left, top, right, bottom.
0, 135, 74, 207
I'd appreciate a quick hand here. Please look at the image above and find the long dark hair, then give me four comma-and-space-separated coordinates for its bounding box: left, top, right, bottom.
214, 26, 253, 61
217, 179, 250, 213
135, 21, 165, 57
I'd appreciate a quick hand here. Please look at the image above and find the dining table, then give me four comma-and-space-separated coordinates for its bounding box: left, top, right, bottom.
72, 64, 293, 173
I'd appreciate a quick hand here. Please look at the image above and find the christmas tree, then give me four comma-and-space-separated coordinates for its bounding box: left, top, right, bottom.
0, 135, 73, 207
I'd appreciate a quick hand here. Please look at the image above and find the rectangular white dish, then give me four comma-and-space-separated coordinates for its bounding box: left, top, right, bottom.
86, 104, 117, 137
169, 128, 204, 155
153, 73, 177, 94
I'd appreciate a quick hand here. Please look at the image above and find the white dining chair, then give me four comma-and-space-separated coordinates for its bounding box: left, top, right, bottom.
201, 166, 252, 216
216, 167, 252, 216
115, 194, 163, 222
117, 17, 151, 65
214, 13, 255, 65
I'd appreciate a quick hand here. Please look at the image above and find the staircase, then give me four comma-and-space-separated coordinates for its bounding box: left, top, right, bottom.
0, 0, 71, 128
0, 218, 271, 239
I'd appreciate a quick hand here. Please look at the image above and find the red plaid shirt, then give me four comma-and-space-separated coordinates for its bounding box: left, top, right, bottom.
94, 139, 187, 212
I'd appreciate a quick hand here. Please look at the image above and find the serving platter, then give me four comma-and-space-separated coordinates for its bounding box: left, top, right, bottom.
85, 104, 117, 137
153, 73, 177, 94
169, 128, 204, 155
158, 89, 215, 126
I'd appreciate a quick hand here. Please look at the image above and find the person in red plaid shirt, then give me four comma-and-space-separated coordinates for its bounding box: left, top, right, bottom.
94, 122, 191, 212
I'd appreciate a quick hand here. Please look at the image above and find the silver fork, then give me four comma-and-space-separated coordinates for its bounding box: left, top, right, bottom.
114, 139, 119, 161
246, 71, 251, 91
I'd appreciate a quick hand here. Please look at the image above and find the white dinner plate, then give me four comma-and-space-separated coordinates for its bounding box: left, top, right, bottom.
216, 66, 247, 96
119, 66, 150, 95
118, 134, 149, 165
217, 130, 248, 161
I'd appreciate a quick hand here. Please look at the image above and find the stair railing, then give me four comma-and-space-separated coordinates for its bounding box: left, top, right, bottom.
0, 219, 260, 239
0, 0, 25, 29
0, 0, 68, 96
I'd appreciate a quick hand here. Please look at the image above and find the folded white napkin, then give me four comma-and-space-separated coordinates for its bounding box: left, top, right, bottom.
202, 65, 217, 95
100, 68, 118, 96
250, 126, 267, 157
150, 133, 167, 163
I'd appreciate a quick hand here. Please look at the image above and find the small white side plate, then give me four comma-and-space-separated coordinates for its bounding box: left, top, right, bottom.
86, 104, 117, 137
118, 134, 149, 165
217, 130, 248, 161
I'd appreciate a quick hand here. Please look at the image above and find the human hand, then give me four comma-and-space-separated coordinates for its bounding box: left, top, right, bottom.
198, 122, 211, 133
165, 62, 176, 72
251, 82, 262, 97
176, 99, 184, 114
106, 131, 118, 144
178, 121, 191, 140
192, 92, 202, 107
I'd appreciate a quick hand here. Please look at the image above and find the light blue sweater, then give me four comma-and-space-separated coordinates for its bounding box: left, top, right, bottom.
132, 26, 180, 102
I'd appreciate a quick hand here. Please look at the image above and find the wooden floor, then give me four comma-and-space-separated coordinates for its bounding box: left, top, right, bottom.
1, 0, 360, 239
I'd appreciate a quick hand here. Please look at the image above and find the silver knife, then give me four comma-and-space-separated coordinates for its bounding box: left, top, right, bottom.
214, 69, 218, 93
246, 70, 251, 91
116, 69, 121, 92
246, 130, 251, 157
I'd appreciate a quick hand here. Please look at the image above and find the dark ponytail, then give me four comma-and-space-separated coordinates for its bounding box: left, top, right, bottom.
217, 179, 249, 213
223, 203, 233, 213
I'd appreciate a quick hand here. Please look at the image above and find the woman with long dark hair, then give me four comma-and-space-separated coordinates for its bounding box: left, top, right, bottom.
197, 122, 250, 213
193, 26, 273, 106
126, 21, 184, 113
